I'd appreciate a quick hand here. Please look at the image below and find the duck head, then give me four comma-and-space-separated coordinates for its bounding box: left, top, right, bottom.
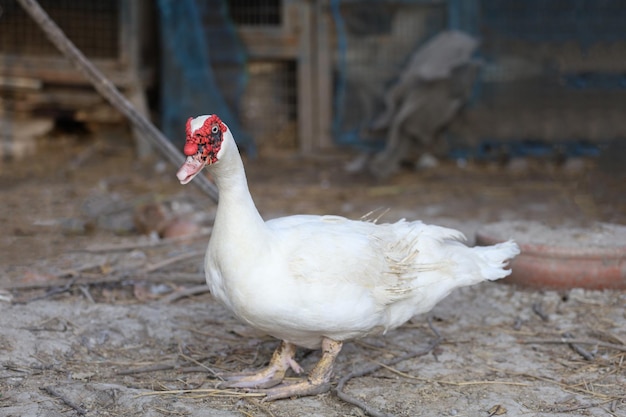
176, 114, 228, 184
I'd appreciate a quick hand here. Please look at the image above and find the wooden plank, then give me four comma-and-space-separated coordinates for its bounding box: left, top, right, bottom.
121, 0, 152, 157
238, 28, 299, 59
0, 88, 103, 109
0, 76, 42, 90
0, 55, 134, 86
314, 1, 334, 149
296, 1, 314, 153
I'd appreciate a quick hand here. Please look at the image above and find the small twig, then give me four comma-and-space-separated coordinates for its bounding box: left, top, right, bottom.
135, 388, 265, 398
487, 367, 622, 400
244, 397, 277, 417
335, 318, 442, 417
56, 260, 112, 278
519, 339, 626, 352
178, 353, 222, 379
149, 272, 205, 283
117, 363, 175, 376
6, 270, 205, 295
568, 342, 596, 361
160, 285, 211, 304
83, 231, 211, 253
23, 276, 78, 303
426, 316, 442, 339
142, 250, 204, 273
589, 330, 626, 346
78, 285, 95, 303
152, 407, 190, 416
549, 399, 616, 413
336, 362, 392, 417
375, 362, 529, 387
561, 332, 596, 360
531, 302, 550, 322
40, 386, 86, 415
486, 365, 626, 402
5, 261, 106, 292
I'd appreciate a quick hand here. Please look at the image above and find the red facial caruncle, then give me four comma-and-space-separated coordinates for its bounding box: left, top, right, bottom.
183, 115, 227, 164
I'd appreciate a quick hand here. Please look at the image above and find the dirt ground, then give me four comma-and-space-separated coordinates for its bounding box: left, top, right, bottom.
0, 129, 625, 417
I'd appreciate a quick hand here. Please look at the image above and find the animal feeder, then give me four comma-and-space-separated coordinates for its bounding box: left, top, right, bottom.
476, 221, 626, 290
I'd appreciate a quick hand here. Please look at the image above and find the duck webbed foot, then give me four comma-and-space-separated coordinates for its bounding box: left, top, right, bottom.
264, 338, 343, 401
219, 341, 301, 389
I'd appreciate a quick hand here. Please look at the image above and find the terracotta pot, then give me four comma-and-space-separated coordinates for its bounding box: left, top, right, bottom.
476, 221, 626, 290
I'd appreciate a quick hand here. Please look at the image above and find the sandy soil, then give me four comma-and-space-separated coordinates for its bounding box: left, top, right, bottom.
0, 130, 624, 417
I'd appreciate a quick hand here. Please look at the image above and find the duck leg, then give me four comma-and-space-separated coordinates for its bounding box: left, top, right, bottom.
219, 341, 302, 389
264, 337, 343, 401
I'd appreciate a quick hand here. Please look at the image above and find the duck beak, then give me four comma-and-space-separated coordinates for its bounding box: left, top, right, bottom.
177, 155, 205, 185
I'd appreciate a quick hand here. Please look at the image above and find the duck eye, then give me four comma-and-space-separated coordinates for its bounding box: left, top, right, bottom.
212, 125, 219, 134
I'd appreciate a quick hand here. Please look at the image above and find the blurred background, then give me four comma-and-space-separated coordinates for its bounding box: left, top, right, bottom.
0, 0, 625, 268
2, 0, 626, 166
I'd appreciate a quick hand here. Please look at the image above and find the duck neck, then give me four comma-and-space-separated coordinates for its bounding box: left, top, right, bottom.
209, 143, 266, 244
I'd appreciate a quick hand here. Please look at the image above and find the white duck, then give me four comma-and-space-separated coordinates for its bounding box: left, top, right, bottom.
176, 114, 520, 400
